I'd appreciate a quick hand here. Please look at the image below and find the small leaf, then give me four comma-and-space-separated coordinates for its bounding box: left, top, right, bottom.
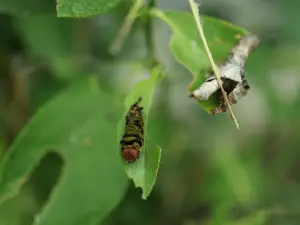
151, 9, 249, 112
118, 65, 164, 199
0, 78, 128, 225
57, 0, 122, 18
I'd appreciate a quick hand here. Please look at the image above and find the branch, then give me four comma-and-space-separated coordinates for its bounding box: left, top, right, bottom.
188, 0, 240, 130
109, 0, 145, 55
145, 0, 156, 62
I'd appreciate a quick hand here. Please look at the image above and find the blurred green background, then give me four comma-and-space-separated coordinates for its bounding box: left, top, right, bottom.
1, 0, 300, 224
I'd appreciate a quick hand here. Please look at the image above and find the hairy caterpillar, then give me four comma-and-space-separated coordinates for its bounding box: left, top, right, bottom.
120, 97, 144, 163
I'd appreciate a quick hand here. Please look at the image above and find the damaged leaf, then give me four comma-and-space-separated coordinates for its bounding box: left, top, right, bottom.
151, 9, 257, 113
190, 35, 260, 114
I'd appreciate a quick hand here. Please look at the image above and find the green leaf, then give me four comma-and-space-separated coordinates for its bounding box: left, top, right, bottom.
0, 77, 128, 225
151, 9, 249, 112
117, 65, 164, 200
57, 0, 122, 18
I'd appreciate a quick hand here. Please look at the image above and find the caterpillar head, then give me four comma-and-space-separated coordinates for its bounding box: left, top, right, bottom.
121, 147, 140, 163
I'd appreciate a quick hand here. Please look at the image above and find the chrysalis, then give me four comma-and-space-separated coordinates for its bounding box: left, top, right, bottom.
190, 34, 260, 114
120, 97, 144, 163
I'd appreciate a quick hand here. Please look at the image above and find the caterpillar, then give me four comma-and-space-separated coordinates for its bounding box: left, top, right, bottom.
120, 97, 144, 163
189, 34, 259, 114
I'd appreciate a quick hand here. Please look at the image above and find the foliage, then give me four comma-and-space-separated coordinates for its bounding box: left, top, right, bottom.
0, 0, 299, 225
57, 0, 122, 17
118, 65, 163, 200
151, 9, 248, 112
0, 78, 128, 225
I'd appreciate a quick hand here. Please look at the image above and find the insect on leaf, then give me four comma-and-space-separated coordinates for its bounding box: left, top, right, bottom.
120, 97, 144, 163
190, 35, 260, 114
151, 9, 254, 113
117, 64, 164, 199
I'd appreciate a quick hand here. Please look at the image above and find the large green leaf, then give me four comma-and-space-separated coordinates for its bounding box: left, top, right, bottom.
117, 65, 164, 199
57, 0, 122, 17
151, 9, 249, 112
0, 77, 128, 225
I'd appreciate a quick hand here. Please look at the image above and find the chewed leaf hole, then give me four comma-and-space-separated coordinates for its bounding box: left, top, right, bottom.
30, 152, 64, 203
0, 152, 64, 225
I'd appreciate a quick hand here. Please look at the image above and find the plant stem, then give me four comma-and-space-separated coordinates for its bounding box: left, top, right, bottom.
188, 0, 240, 130
145, 0, 156, 63
109, 0, 145, 55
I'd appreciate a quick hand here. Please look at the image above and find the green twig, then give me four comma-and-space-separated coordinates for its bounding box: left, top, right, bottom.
189, 0, 239, 130
145, 0, 156, 62
109, 0, 145, 55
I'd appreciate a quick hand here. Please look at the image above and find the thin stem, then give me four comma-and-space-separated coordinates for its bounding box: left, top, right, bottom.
189, 0, 240, 130
145, 0, 156, 62
109, 0, 145, 55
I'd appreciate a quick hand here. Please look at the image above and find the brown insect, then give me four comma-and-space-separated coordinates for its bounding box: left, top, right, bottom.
120, 97, 144, 163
